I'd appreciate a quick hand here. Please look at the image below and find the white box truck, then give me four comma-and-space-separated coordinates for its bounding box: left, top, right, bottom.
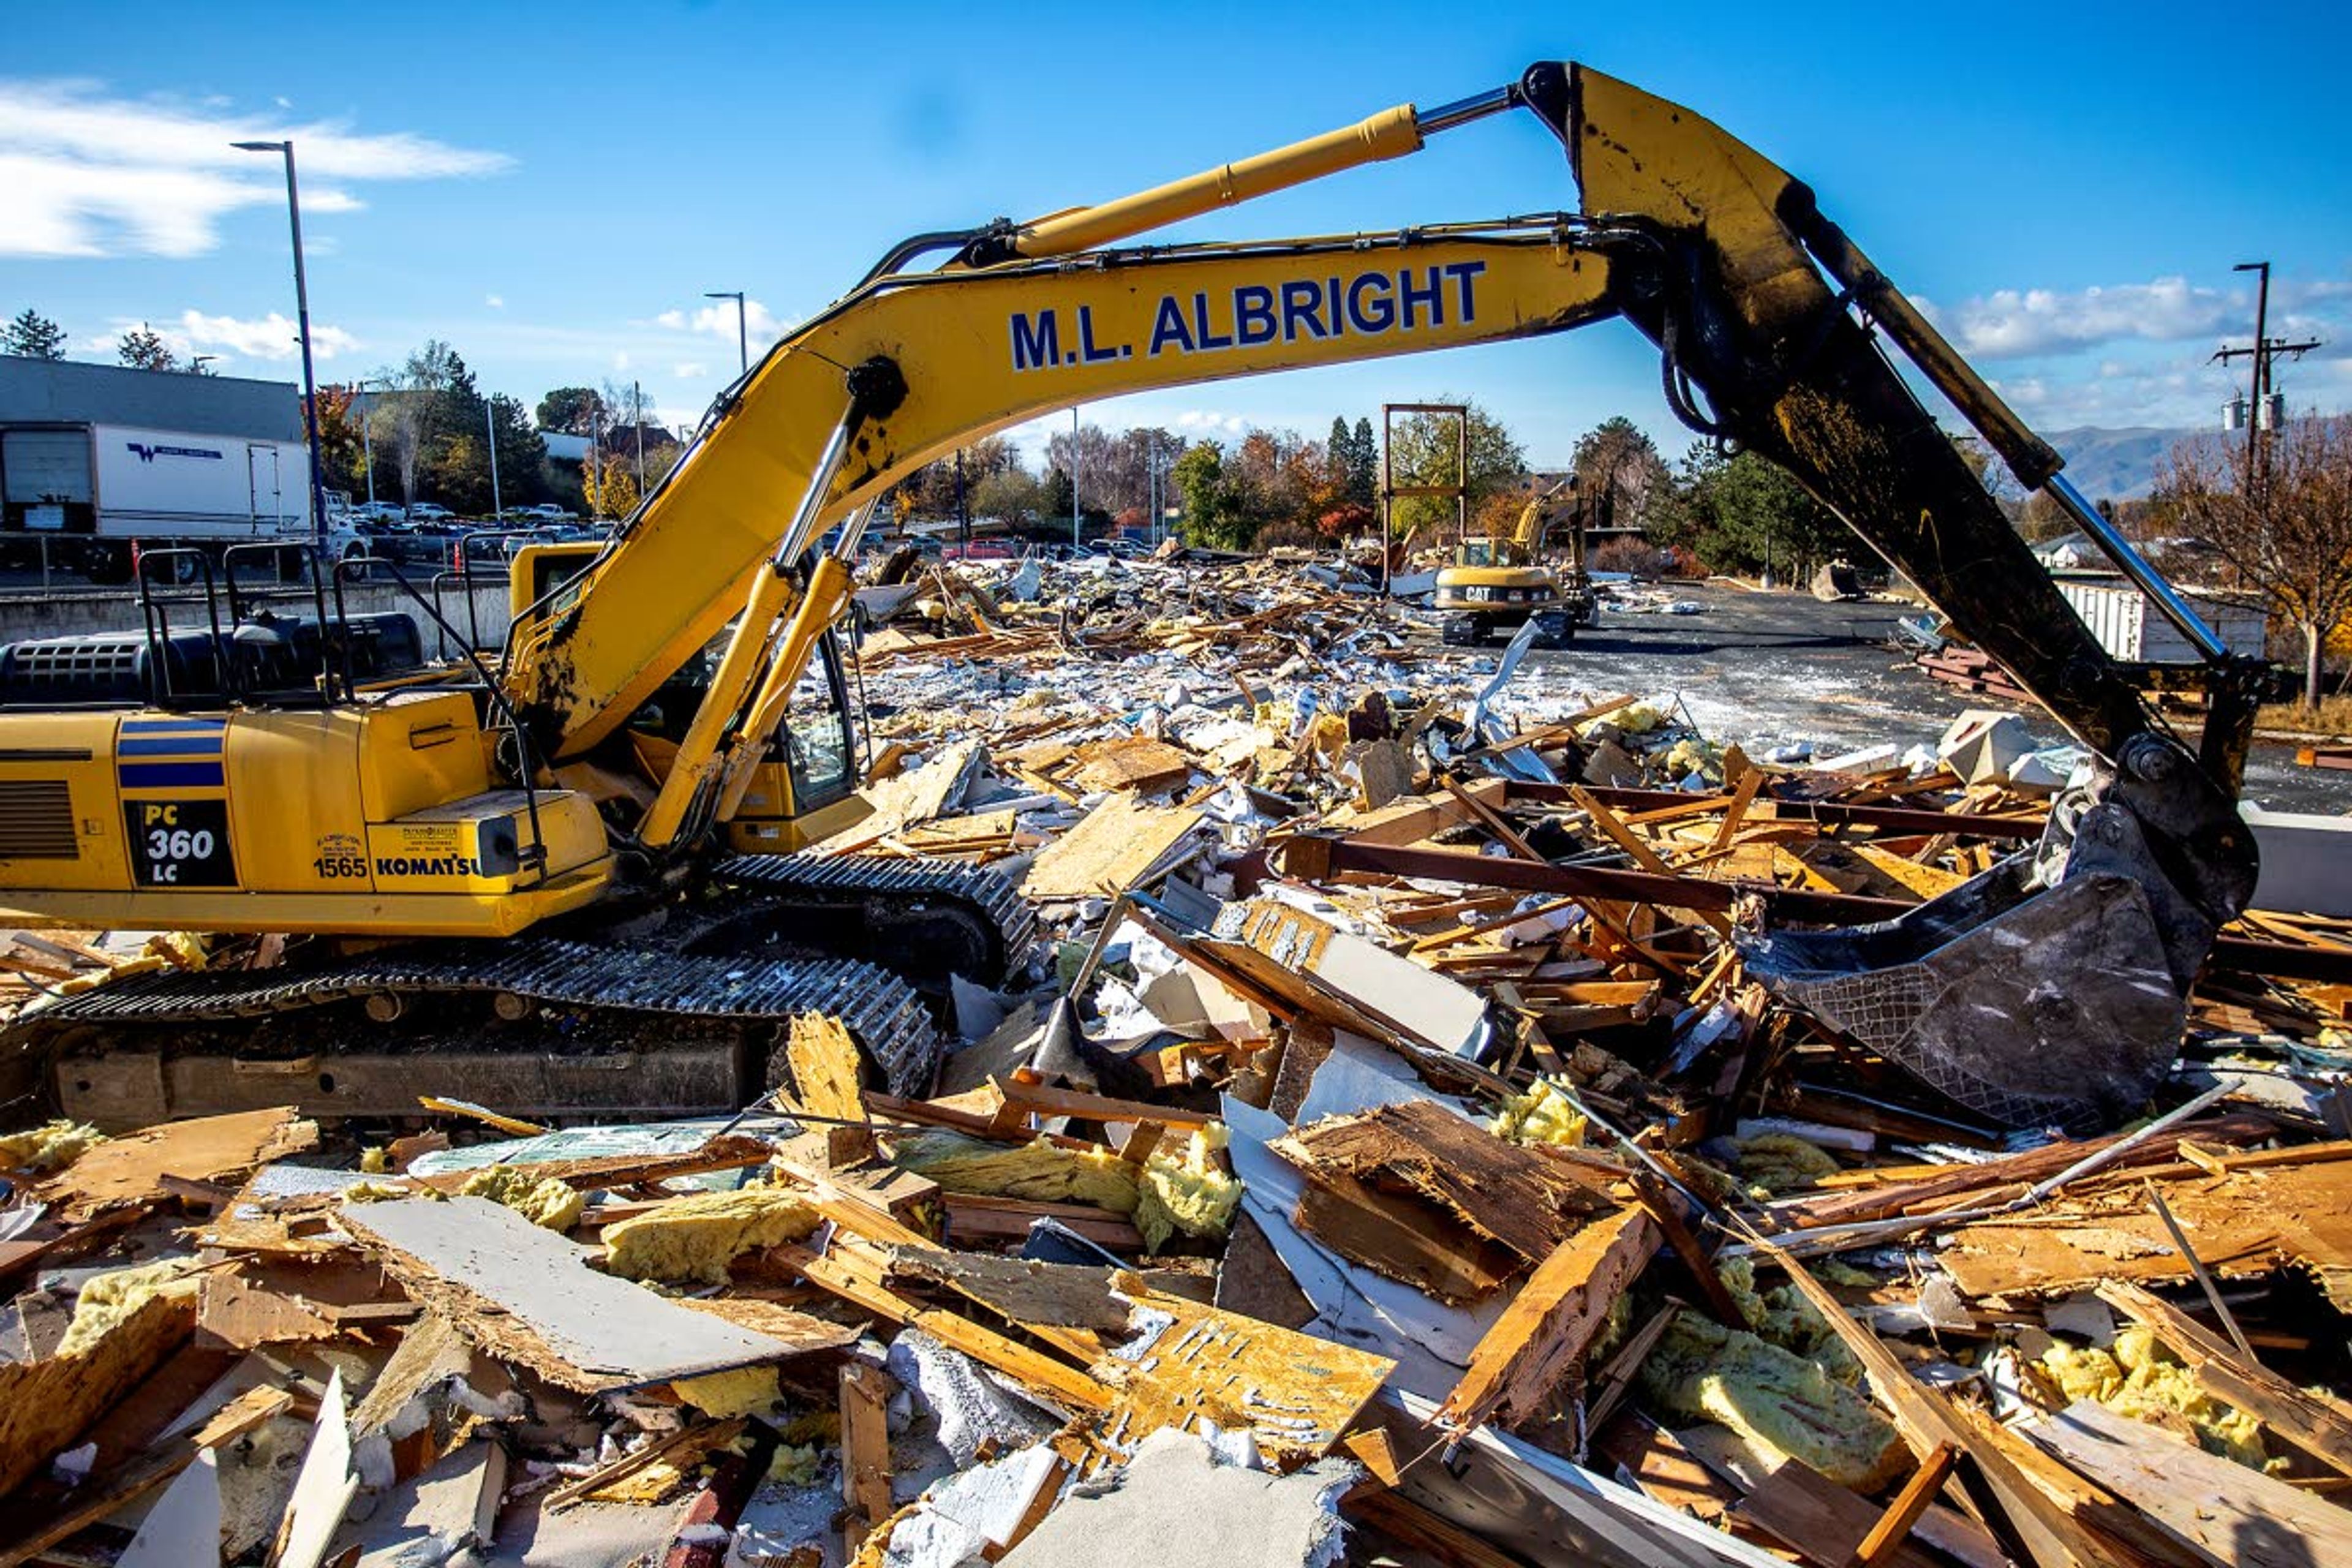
1, 357, 327, 583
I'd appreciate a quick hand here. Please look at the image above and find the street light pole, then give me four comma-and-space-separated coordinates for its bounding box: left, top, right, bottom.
1071, 407, 1081, 549
484, 397, 502, 521
704, 291, 748, 377
233, 138, 328, 553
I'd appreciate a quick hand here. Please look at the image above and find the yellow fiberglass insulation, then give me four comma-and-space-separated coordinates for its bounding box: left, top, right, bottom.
458, 1166, 586, 1231
672, 1365, 782, 1418
1638, 1314, 1907, 1491
1716, 1256, 1861, 1385
1735, 1133, 1842, 1196
1136, 1126, 1242, 1252
603, 1185, 822, 1286
1488, 1078, 1588, 1148
1663, 736, 1724, 784
2041, 1327, 2272, 1471
888, 1129, 1141, 1215
0, 1119, 106, 1175
56, 1257, 203, 1357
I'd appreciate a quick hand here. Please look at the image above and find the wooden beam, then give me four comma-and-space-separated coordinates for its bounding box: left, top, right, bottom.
840, 1363, 895, 1556
1436, 1208, 1658, 1433
1846, 1443, 1957, 1568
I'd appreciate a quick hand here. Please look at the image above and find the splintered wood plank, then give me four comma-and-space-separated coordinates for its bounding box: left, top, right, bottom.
1939, 1158, 2352, 1303
340, 1196, 799, 1394
1089, 1272, 1392, 1470
2026, 1399, 2352, 1568
0, 1288, 195, 1498
1749, 1235, 2116, 1568
2097, 1280, 2352, 1480
1436, 1208, 1657, 1433
1277, 1099, 1614, 1267
1849, 1443, 1958, 1568
1725, 1448, 1944, 1568
840, 1363, 895, 1555
1568, 785, 1733, 936
784, 1012, 869, 1126
38, 1106, 318, 1219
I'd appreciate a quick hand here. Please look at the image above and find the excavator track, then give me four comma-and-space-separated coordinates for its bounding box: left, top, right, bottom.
10, 854, 1036, 1129
706, 853, 1036, 987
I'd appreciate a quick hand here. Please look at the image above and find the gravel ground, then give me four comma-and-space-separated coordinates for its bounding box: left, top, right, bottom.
1499, 580, 2351, 816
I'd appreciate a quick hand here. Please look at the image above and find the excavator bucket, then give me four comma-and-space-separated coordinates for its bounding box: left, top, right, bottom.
1740, 858, 2185, 1134
1739, 746, 2248, 1134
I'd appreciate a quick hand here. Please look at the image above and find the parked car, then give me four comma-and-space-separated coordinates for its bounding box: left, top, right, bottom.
404, 503, 455, 524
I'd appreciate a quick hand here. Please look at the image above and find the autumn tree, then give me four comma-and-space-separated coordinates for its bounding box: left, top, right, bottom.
971, 466, 1047, 527
4, 309, 67, 360
2155, 415, 2352, 709
582, 452, 641, 519
116, 323, 176, 371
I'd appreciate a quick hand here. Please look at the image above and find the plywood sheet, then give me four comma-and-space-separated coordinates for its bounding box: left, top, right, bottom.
1020, 794, 1205, 901
340, 1196, 798, 1393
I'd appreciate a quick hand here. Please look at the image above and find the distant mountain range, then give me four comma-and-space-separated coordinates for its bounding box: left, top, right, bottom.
2040, 426, 2196, 503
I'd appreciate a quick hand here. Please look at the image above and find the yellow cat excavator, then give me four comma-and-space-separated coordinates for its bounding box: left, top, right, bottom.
1433, 478, 1598, 647
0, 61, 2261, 1132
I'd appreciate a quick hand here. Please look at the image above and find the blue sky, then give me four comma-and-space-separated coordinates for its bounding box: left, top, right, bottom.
6, 1, 2347, 472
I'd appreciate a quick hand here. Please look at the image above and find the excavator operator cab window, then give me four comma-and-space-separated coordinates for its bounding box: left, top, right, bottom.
1458, 540, 1496, 568
774, 630, 856, 813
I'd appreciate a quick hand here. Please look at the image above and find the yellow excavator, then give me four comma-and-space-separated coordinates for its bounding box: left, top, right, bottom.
1433, 478, 1598, 647
0, 61, 2262, 1133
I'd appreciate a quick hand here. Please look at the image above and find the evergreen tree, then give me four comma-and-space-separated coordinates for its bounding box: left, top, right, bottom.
4, 309, 67, 360
1349, 416, 1379, 506
116, 323, 176, 371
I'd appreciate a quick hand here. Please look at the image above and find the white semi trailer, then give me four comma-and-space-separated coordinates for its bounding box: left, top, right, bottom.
0, 356, 325, 583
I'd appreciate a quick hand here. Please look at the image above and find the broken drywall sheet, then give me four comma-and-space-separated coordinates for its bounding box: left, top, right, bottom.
339, 1196, 797, 1392
998, 1428, 1354, 1568
1221, 1096, 1500, 1401
277, 1369, 358, 1568
334, 1441, 507, 1567
1378, 1390, 1790, 1568
116, 1447, 222, 1568
1293, 1030, 1479, 1126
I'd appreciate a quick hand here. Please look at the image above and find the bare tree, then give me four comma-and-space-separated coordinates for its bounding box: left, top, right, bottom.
2155, 413, 2352, 710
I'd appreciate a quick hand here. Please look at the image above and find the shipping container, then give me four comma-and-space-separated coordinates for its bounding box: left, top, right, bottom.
2054, 574, 2269, 665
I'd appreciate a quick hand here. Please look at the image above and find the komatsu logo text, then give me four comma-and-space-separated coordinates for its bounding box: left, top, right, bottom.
1009, 262, 1487, 373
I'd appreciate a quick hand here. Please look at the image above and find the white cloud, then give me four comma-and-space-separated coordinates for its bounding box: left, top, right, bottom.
0, 78, 510, 258
612, 351, 631, 371
79, 310, 360, 368
673, 362, 709, 379
484, 293, 504, 309
1912, 276, 2245, 361
1172, 409, 1248, 437
174, 308, 358, 362
659, 298, 791, 346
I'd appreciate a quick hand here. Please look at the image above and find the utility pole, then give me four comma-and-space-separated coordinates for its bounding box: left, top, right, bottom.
1070, 407, 1082, 549
355, 379, 375, 506
2213, 260, 2321, 508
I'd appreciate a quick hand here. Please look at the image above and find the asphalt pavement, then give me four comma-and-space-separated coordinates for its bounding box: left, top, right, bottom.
1516, 581, 2349, 816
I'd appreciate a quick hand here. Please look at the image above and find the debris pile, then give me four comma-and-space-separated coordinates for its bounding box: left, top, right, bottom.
6, 556, 2352, 1566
